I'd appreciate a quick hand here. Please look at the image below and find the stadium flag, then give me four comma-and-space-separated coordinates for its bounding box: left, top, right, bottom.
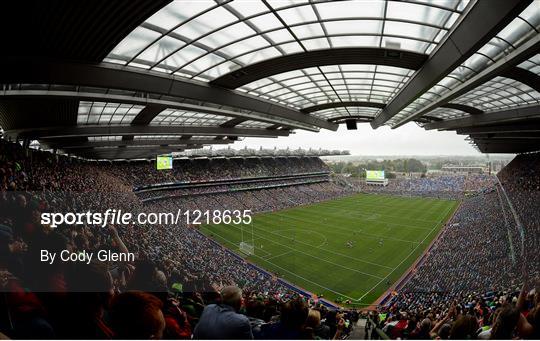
172, 282, 183, 293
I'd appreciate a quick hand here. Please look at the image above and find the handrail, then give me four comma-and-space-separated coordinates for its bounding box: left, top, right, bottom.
495, 176, 525, 257
140, 178, 329, 203
494, 184, 517, 265
367, 317, 390, 340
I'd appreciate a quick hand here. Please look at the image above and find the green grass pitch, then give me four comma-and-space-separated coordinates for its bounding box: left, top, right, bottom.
200, 193, 459, 306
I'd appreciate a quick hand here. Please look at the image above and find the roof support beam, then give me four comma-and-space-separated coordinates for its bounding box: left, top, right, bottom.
73, 147, 197, 160
469, 132, 540, 139
391, 33, 540, 128
71, 145, 198, 153
0, 60, 337, 131
301, 101, 385, 114
457, 123, 540, 135
1, 89, 320, 131
441, 103, 484, 116
47, 138, 233, 149
371, 0, 533, 128
500, 66, 540, 93
327, 115, 374, 123
473, 138, 540, 144
210, 48, 427, 89
474, 142, 540, 154
301, 101, 481, 118
9, 125, 289, 140
131, 104, 167, 125
220, 117, 247, 128
425, 104, 540, 130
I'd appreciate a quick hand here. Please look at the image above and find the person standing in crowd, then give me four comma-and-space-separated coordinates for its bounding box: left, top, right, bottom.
193, 286, 253, 339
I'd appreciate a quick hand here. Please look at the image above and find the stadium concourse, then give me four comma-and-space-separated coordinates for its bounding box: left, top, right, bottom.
1, 0, 540, 339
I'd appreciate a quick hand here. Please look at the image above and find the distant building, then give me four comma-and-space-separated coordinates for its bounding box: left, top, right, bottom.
440, 165, 486, 174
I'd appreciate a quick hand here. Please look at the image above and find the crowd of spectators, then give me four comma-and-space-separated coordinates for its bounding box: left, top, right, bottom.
0, 139, 356, 339
137, 175, 332, 202
369, 283, 538, 339
498, 152, 540, 283
349, 174, 496, 199
2, 138, 539, 339
103, 157, 330, 188
373, 153, 540, 339
401, 190, 517, 295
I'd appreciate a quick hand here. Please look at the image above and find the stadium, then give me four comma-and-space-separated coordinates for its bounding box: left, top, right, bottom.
0, 0, 539, 339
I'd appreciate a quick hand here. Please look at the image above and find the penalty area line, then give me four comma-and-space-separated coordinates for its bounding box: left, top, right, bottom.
356, 220, 443, 302
253, 253, 358, 302
207, 226, 381, 303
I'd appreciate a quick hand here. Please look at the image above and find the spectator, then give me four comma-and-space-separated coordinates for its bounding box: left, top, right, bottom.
193, 286, 253, 339
109, 291, 166, 339
258, 297, 308, 339
450, 315, 478, 339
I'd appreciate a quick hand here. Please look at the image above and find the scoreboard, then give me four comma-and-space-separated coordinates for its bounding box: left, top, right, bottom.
156, 155, 173, 170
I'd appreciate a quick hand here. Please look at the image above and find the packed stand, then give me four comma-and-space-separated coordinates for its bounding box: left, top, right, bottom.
373, 155, 539, 339
137, 175, 332, 202
0, 139, 356, 339
104, 156, 330, 188
355, 174, 496, 199
498, 152, 540, 282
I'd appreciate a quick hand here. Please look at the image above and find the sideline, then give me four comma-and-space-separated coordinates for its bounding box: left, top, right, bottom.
370, 200, 462, 309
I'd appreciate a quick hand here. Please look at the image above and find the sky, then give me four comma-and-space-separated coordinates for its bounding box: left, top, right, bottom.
230, 122, 481, 156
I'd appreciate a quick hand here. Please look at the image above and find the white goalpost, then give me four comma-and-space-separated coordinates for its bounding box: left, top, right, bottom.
239, 222, 255, 255
239, 241, 255, 255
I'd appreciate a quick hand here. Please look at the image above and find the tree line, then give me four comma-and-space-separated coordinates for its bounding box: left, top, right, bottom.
328, 158, 427, 178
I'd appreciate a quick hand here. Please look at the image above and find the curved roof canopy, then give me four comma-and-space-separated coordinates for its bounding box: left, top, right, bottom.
0, 0, 539, 158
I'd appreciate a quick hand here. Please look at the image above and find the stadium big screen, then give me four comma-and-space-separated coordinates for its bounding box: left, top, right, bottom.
365, 170, 385, 181
156, 155, 173, 170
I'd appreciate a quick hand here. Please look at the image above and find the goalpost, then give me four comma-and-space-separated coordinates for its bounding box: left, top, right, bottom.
239, 222, 255, 255
239, 241, 255, 255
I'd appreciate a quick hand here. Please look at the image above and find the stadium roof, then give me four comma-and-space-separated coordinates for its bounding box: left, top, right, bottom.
0, 0, 538, 158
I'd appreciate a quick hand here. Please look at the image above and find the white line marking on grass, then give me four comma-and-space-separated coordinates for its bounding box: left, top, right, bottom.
271, 212, 421, 245
249, 221, 393, 270
273, 228, 328, 248
208, 228, 365, 301
325, 205, 439, 228
206, 195, 456, 303
208, 231, 273, 258
263, 229, 328, 261
253, 253, 358, 301
320, 201, 444, 224
356, 203, 455, 301
226, 224, 385, 280
264, 249, 294, 261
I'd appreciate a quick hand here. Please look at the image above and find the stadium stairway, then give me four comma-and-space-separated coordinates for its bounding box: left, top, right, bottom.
349, 318, 367, 339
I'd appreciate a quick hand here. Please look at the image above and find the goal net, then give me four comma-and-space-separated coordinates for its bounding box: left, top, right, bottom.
239, 242, 255, 255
